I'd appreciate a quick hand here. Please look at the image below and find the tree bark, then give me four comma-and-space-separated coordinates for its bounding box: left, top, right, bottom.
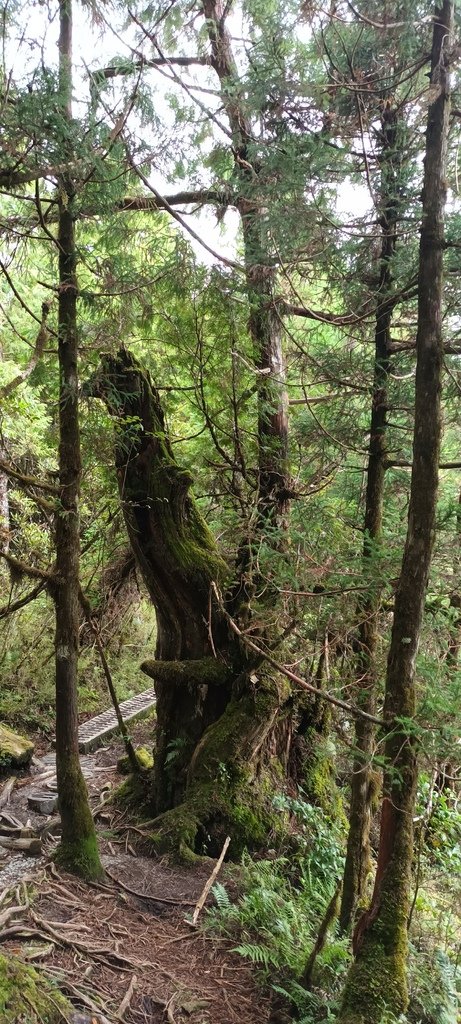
85, 350, 234, 812
340, 104, 400, 933
201, 0, 290, 560
52, 0, 102, 880
0, 445, 9, 556
338, 3, 453, 1019
86, 350, 293, 856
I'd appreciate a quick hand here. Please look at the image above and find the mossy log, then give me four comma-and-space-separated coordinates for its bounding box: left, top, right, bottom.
0, 724, 34, 771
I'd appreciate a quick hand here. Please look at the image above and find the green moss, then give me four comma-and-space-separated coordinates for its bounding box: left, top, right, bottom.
144, 750, 286, 862
117, 684, 291, 861
117, 769, 149, 806
141, 657, 230, 687
339, 934, 407, 1024
148, 801, 203, 863
338, 846, 411, 1023
55, 754, 104, 880
0, 952, 72, 1022
303, 729, 346, 824
117, 745, 154, 774
0, 723, 34, 771
55, 832, 105, 881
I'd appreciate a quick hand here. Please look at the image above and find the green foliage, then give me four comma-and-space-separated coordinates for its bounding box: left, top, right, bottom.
207, 799, 349, 1014
407, 948, 459, 1024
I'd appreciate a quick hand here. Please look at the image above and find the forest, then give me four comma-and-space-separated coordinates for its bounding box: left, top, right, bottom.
0, 0, 460, 1022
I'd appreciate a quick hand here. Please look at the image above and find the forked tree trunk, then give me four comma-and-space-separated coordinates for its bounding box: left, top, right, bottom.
338, 4, 452, 1020
340, 104, 400, 932
52, 0, 102, 880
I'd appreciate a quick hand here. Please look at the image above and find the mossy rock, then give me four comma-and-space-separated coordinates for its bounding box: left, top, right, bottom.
0, 723, 34, 772
0, 952, 73, 1022
117, 746, 154, 774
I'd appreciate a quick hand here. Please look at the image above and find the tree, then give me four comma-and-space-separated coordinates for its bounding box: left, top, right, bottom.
48, 0, 103, 879
333, 3, 424, 932
338, 2, 453, 1018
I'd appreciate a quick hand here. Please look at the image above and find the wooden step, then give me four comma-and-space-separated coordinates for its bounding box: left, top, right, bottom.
77, 688, 157, 753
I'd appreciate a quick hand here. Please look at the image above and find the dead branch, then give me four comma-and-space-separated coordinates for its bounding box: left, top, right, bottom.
0, 776, 16, 809
115, 974, 137, 1019
190, 836, 231, 927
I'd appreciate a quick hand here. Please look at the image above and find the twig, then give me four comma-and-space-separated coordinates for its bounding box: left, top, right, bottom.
191, 836, 231, 926
116, 974, 137, 1019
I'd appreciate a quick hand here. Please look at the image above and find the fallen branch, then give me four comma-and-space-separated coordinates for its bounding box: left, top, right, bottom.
0, 777, 16, 809
191, 836, 231, 927
0, 836, 42, 854
116, 973, 137, 1019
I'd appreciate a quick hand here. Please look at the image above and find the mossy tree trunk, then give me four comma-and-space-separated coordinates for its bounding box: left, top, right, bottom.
340, 103, 401, 933
338, 4, 452, 1020
52, 0, 103, 880
0, 952, 73, 1023
86, 349, 238, 813
87, 349, 296, 854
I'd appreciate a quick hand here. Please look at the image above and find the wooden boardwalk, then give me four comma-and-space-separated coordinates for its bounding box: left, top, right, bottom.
78, 687, 157, 753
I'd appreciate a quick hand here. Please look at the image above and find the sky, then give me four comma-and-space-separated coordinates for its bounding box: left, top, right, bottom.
4, 0, 372, 268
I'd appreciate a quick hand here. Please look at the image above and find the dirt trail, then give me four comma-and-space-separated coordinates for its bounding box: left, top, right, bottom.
0, 728, 271, 1024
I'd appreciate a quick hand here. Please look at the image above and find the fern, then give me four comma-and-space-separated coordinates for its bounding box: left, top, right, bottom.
408, 947, 459, 1024
212, 882, 232, 911
233, 942, 276, 967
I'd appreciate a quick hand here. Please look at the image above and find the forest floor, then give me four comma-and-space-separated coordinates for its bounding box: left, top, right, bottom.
0, 722, 271, 1024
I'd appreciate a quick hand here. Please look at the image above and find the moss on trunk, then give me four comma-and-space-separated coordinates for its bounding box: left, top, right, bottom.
55, 754, 104, 880
118, 683, 291, 860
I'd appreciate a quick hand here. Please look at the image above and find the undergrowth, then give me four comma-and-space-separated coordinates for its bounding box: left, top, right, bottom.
206, 797, 350, 1022
206, 794, 461, 1024
0, 591, 157, 734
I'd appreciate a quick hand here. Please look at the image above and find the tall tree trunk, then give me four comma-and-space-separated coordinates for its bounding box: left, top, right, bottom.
338, 4, 452, 1019
340, 105, 400, 932
202, 0, 290, 555
0, 446, 9, 557
52, 0, 102, 880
